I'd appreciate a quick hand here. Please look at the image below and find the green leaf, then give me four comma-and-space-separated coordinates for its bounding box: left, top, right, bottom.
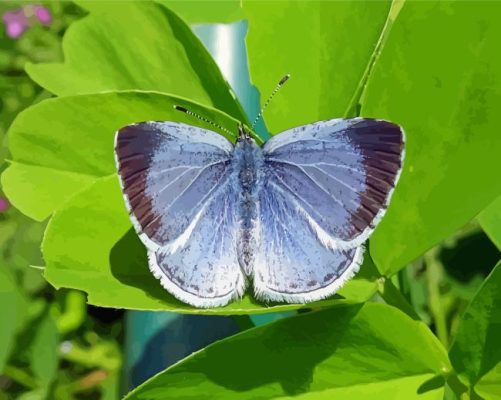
30, 313, 59, 387
479, 195, 501, 249
4, 90, 377, 313
43, 175, 376, 314
124, 303, 450, 399
361, 1, 501, 275
26, 1, 246, 122
243, 0, 391, 134
2, 91, 242, 221
156, 0, 244, 23
0, 266, 27, 372
276, 376, 443, 400
475, 362, 501, 400
449, 261, 501, 388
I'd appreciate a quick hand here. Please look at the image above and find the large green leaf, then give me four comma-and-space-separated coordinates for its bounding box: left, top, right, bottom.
449, 261, 501, 388
275, 376, 443, 400
42, 174, 377, 314
124, 303, 450, 399
479, 195, 501, 250
157, 0, 244, 23
242, 0, 392, 134
26, 1, 246, 122
2, 91, 242, 221
3, 90, 378, 313
0, 266, 27, 372
361, 1, 501, 274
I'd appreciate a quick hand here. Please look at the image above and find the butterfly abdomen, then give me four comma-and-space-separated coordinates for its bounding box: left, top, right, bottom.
234, 138, 264, 275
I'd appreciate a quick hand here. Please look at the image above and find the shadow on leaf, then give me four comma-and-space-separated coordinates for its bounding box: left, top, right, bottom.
109, 228, 186, 307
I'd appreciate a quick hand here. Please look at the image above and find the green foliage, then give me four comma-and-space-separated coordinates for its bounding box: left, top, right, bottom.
475, 362, 501, 400
0, 2, 122, 398
363, 1, 501, 275
0, 0, 500, 398
30, 313, 59, 388
124, 303, 449, 399
243, 0, 392, 133
3, 3, 379, 313
26, 1, 246, 122
42, 173, 376, 314
479, 195, 501, 249
0, 266, 27, 372
449, 261, 501, 388
2, 91, 242, 222
157, 0, 245, 24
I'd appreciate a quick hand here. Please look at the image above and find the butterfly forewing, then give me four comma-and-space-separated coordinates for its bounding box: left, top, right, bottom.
262, 118, 404, 249
115, 122, 245, 308
115, 122, 233, 247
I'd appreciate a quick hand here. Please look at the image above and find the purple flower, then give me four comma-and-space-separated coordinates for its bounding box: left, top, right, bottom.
2, 8, 29, 39
2, 4, 52, 39
33, 5, 52, 25
0, 198, 9, 213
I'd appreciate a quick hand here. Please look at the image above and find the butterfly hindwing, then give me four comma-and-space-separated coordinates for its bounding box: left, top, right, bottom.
253, 177, 364, 303
149, 179, 245, 308
115, 122, 245, 307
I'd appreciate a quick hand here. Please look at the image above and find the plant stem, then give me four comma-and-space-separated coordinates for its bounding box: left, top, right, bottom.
446, 374, 469, 400
3, 365, 38, 389
425, 248, 449, 348
377, 277, 420, 320
344, 0, 406, 117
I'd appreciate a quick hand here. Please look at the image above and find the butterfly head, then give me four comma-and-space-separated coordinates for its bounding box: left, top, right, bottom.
238, 123, 253, 142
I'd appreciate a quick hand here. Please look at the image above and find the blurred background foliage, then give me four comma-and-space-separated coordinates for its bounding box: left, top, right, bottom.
0, 2, 122, 399
0, 1, 500, 399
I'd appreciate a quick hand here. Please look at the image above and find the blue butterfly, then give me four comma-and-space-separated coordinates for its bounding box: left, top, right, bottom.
115, 76, 405, 308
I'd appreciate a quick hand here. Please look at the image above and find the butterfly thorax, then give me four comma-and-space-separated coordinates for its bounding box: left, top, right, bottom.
233, 137, 263, 275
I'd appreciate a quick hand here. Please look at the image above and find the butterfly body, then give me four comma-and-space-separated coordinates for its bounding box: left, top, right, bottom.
233, 135, 263, 275
115, 118, 404, 308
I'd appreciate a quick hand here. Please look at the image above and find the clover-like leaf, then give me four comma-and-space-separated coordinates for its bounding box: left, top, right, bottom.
42, 175, 377, 314
2, 91, 241, 221
3, 91, 377, 313
26, 1, 246, 122
124, 303, 450, 398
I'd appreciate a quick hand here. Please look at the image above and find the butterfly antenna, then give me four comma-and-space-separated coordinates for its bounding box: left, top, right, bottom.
251, 74, 291, 129
174, 105, 234, 137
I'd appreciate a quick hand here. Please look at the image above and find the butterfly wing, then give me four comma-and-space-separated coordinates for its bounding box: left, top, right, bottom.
115, 122, 244, 307
253, 118, 404, 302
262, 118, 404, 248
254, 178, 364, 303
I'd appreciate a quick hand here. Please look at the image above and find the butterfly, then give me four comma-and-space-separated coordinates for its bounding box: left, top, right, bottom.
114, 76, 405, 308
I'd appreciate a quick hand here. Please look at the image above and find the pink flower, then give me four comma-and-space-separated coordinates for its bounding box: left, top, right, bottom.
0, 198, 9, 213
33, 5, 52, 25
2, 9, 29, 39
2, 4, 52, 39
